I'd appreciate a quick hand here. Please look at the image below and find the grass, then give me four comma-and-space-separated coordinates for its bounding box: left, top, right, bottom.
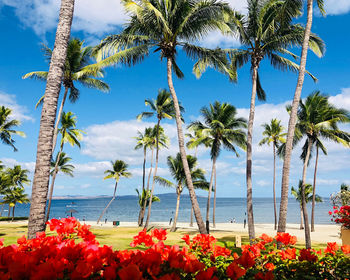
0, 223, 328, 250
0, 217, 28, 221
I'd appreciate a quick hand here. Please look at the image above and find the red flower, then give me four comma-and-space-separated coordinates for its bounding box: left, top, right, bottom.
118, 264, 143, 280
279, 248, 296, 260
151, 228, 167, 241
325, 242, 339, 255
298, 249, 318, 262
237, 251, 255, 269
275, 232, 297, 246
255, 271, 274, 280
341, 245, 350, 254
264, 263, 275, 271
226, 262, 246, 280
196, 267, 217, 280
182, 234, 191, 246
259, 234, 273, 244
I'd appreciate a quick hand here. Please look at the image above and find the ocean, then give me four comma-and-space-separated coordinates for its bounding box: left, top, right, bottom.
7, 193, 334, 225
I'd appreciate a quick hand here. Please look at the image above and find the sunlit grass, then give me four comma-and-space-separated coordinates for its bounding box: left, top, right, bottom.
0, 223, 328, 250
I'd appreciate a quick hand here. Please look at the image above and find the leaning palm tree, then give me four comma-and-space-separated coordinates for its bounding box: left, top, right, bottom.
291, 181, 322, 230
1, 186, 30, 221
188, 102, 247, 233
135, 126, 168, 226
45, 112, 83, 222
282, 92, 350, 247
155, 153, 208, 232
259, 119, 286, 230
137, 89, 176, 229
217, 0, 324, 242
23, 38, 109, 153
97, 160, 132, 224
45, 152, 75, 222
95, 0, 233, 234
28, 0, 75, 239
278, 0, 326, 243
0, 106, 26, 152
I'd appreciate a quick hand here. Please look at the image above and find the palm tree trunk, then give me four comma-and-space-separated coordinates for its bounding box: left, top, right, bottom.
45, 143, 64, 223
206, 157, 216, 233
300, 205, 304, 229
11, 205, 15, 222
167, 57, 206, 234
144, 119, 161, 229
140, 148, 154, 226
213, 168, 217, 228
8, 205, 11, 217
311, 146, 319, 232
190, 206, 193, 227
97, 181, 118, 224
51, 87, 68, 153
171, 189, 181, 232
0, 205, 4, 216
246, 64, 258, 242
273, 144, 277, 230
138, 147, 147, 225
301, 139, 313, 248
27, 0, 75, 239
278, 0, 314, 238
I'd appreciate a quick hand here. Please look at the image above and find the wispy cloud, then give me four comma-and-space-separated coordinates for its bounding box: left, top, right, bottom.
0, 92, 34, 122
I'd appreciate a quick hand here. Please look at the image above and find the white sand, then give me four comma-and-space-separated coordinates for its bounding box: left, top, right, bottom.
1, 220, 341, 244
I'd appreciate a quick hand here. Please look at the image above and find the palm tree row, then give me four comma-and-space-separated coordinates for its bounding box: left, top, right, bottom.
25, 0, 349, 247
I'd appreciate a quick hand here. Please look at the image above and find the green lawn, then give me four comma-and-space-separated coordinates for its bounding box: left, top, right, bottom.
0, 223, 327, 250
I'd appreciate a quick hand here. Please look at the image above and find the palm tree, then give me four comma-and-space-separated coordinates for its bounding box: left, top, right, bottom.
134, 126, 168, 226
278, 0, 326, 243
155, 153, 208, 232
23, 38, 109, 153
216, 0, 324, 242
0, 106, 26, 151
28, 0, 75, 239
136, 188, 160, 213
291, 181, 322, 230
1, 186, 30, 221
188, 102, 247, 233
259, 119, 286, 230
3, 165, 30, 218
45, 152, 75, 222
283, 92, 350, 247
95, 0, 233, 234
45, 112, 83, 222
97, 160, 132, 224
137, 89, 176, 229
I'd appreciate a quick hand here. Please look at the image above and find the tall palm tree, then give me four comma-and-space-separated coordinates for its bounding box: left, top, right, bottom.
283, 92, 350, 247
278, 0, 326, 243
45, 152, 75, 222
0, 106, 26, 152
1, 186, 30, 221
28, 0, 75, 239
155, 153, 208, 232
97, 160, 132, 224
23, 38, 109, 153
216, 0, 324, 242
95, 0, 233, 234
134, 126, 168, 226
45, 112, 83, 222
137, 89, 176, 229
259, 119, 286, 230
188, 102, 247, 233
291, 180, 322, 230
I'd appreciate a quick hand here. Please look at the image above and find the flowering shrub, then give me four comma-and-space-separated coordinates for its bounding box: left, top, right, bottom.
0, 217, 349, 279
329, 205, 350, 229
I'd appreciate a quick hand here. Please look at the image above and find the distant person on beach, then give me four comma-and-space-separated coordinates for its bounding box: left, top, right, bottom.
244, 219, 246, 228
233, 218, 236, 223
105, 218, 107, 224
169, 217, 173, 225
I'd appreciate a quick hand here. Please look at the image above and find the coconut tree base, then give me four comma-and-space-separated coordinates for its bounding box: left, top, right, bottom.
341, 227, 350, 246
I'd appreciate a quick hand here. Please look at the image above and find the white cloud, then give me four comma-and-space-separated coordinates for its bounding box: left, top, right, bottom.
256, 180, 269, 187
0, 92, 34, 122
323, 0, 350, 16
0, 158, 35, 172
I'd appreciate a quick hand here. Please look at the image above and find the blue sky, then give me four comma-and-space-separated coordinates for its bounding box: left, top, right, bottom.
0, 0, 349, 199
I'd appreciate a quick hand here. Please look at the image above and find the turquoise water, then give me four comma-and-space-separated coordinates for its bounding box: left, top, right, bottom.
8, 193, 333, 224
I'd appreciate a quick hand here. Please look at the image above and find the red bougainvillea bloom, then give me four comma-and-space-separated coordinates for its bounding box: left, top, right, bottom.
259, 234, 273, 244
275, 232, 297, 246
237, 251, 255, 269
298, 249, 318, 262
341, 245, 350, 254
195, 267, 217, 280
279, 248, 296, 260
324, 242, 339, 255
264, 263, 275, 271
151, 228, 167, 241
181, 235, 190, 246
255, 271, 274, 280
130, 229, 154, 247
118, 264, 143, 280
226, 262, 246, 280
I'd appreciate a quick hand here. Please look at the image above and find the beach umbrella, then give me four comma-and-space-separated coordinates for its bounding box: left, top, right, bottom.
66, 209, 78, 217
